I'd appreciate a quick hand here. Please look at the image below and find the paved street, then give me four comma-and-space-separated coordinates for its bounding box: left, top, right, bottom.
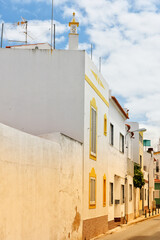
97, 216, 160, 240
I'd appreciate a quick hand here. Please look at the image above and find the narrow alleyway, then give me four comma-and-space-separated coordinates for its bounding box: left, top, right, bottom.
97, 216, 160, 240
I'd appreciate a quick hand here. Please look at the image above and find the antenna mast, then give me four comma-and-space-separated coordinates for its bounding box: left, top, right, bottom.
51, 0, 53, 49
1, 23, 4, 48
17, 17, 28, 44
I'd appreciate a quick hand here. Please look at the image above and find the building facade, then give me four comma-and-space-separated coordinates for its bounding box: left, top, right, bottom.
0, 13, 150, 240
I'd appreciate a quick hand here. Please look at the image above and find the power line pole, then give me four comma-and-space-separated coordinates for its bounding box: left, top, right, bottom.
54, 23, 55, 49
1, 23, 4, 48
51, 0, 53, 49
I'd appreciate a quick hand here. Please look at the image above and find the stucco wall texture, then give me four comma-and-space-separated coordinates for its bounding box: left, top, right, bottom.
0, 123, 82, 240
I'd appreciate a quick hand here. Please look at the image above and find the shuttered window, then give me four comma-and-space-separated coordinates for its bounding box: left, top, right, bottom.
129, 184, 132, 201
110, 182, 113, 205
154, 190, 160, 198
89, 168, 96, 208
121, 185, 125, 203
90, 178, 96, 204
104, 114, 107, 136
103, 176, 106, 207
91, 107, 96, 155
110, 123, 114, 145
120, 133, 124, 153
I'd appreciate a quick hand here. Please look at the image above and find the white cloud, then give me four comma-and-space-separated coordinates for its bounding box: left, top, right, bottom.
60, 0, 160, 146
2, 0, 160, 146
11, 0, 68, 5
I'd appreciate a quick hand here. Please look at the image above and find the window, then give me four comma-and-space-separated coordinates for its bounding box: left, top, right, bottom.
110, 182, 113, 205
104, 114, 107, 136
120, 133, 124, 153
129, 184, 132, 201
140, 155, 142, 168
89, 168, 96, 208
121, 185, 125, 204
145, 189, 147, 200
103, 174, 106, 207
90, 98, 97, 160
110, 123, 114, 146
156, 161, 159, 173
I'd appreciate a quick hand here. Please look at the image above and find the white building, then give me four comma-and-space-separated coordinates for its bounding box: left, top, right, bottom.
108, 96, 134, 227
143, 149, 155, 210
0, 12, 140, 240
0, 13, 110, 239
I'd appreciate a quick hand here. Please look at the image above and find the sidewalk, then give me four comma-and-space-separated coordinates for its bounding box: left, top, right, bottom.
92, 212, 160, 240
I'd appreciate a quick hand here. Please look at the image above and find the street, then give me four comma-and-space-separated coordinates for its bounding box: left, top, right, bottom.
97, 216, 160, 240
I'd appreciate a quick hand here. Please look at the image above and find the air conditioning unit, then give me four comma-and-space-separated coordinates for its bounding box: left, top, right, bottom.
115, 199, 120, 204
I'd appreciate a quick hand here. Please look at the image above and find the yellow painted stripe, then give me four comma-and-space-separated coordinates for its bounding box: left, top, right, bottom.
85, 74, 109, 107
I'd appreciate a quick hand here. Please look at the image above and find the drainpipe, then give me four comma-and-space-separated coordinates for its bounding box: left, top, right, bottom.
125, 175, 128, 223
148, 172, 149, 210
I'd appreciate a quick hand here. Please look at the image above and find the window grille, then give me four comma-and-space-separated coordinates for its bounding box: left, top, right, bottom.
103, 175, 106, 206
121, 185, 125, 203
129, 184, 132, 201
91, 107, 96, 155
120, 133, 124, 153
110, 124, 114, 146
110, 182, 113, 204
90, 177, 96, 204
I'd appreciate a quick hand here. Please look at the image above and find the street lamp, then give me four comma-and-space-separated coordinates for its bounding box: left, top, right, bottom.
132, 128, 146, 133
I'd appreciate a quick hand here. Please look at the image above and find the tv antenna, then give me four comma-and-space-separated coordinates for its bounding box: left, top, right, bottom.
9, 17, 34, 44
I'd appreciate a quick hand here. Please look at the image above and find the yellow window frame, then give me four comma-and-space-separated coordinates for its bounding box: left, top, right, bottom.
103, 174, 106, 207
104, 113, 107, 136
89, 168, 96, 209
90, 98, 97, 161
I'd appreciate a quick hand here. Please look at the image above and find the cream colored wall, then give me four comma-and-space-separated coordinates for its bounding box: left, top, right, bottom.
0, 123, 83, 240
126, 176, 134, 218
134, 188, 140, 217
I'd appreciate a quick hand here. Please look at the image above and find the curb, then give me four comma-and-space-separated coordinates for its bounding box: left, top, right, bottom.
93, 214, 160, 240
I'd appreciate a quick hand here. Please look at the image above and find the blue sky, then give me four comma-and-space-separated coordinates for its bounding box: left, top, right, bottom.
1, 0, 160, 148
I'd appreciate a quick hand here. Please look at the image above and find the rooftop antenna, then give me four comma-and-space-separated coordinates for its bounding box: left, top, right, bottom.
51, 0, 54, 49
9, 17, 30, 44
1, 23, 4, 48
18, 17, 28, 44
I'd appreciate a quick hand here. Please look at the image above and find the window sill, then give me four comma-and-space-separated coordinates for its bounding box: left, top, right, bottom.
89, 204, 96, 209
90, 153, 97, 161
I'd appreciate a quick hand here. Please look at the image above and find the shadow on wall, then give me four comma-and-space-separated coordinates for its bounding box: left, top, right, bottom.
128, 231, 160, 240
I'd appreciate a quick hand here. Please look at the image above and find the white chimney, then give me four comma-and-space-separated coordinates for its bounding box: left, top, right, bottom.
68, 12, 79, 50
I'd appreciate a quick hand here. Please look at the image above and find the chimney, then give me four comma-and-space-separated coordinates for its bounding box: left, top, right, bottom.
68, 12, 79, 50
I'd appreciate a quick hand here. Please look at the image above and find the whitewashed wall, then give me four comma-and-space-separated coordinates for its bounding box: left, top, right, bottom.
108, 99, 127, 221
83, 53, 109, 220
0, 49, 85, 142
